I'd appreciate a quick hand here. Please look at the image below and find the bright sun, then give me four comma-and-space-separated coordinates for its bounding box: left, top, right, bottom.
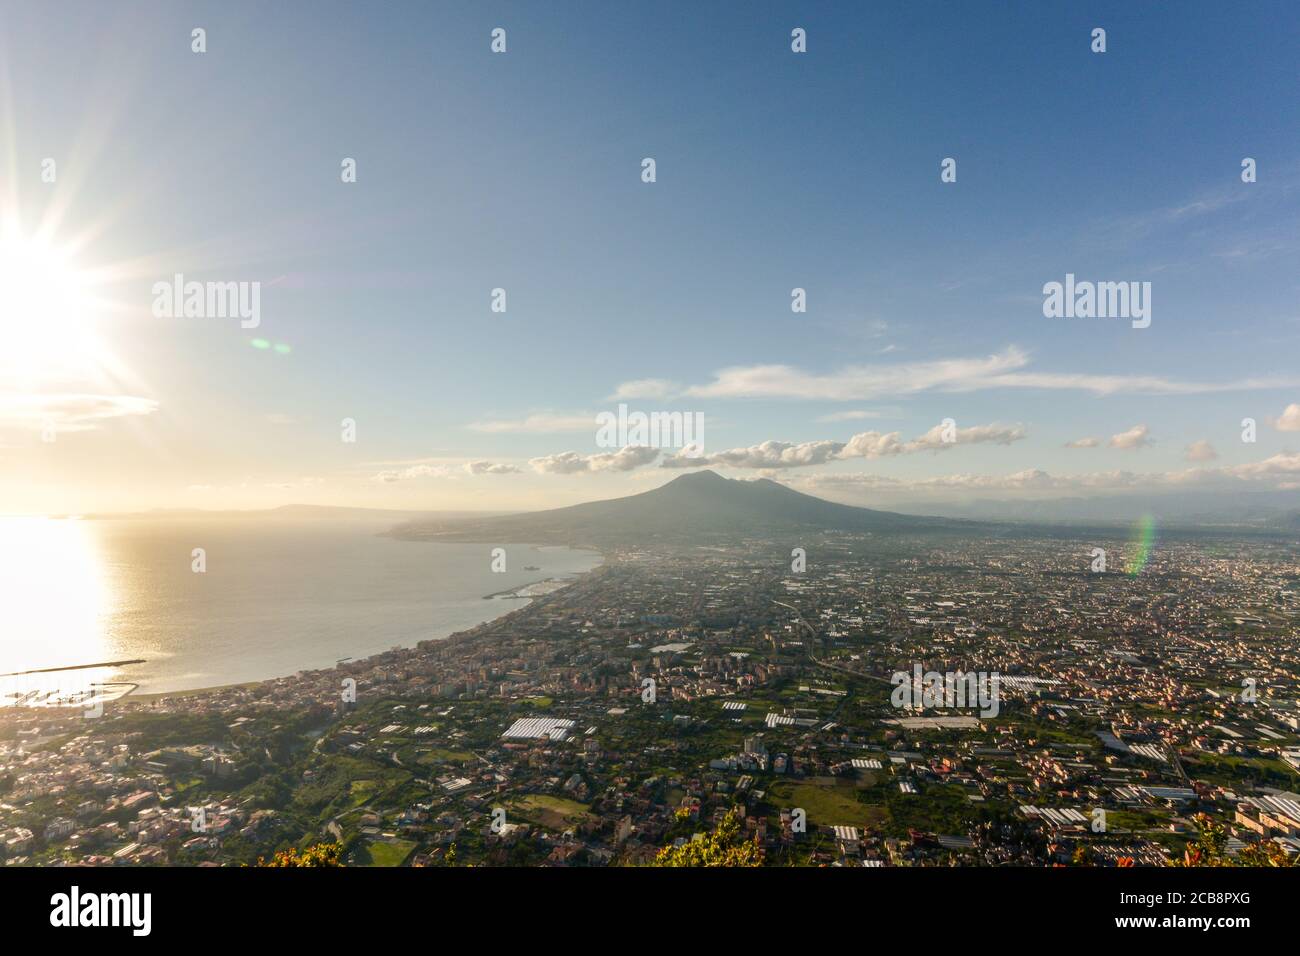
0, 220, 102, 384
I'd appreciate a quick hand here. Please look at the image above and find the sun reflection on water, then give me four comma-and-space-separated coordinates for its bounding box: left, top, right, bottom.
0, 517, 113, 678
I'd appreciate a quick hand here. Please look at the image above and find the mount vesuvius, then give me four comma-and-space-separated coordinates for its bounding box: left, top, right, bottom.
389, 470, 967, 547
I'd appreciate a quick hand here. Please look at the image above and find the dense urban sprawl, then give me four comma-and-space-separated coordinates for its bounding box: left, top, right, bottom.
3, 529, 1298, 867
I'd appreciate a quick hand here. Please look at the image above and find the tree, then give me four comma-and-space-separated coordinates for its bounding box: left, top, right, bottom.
255, 841, 344, 867
650, 809, 764, 867
1170, 814, 1297, 867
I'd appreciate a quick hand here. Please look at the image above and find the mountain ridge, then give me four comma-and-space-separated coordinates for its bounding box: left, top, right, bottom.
389, 469, 968, 547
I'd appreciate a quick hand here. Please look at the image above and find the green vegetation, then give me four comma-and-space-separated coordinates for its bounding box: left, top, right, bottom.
255, 842, 343, 867
884, 782, 977, 836
356, 839, 417, 867
766, 778, 871, 827
1171, 815, 1298, 867
650, 810, 763, 867
416, 748, 475, 766
509, 794, 593, 830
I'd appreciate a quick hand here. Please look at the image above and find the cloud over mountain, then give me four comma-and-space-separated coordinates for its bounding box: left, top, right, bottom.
530, 445, 660, 474
660, 422, 1025, 470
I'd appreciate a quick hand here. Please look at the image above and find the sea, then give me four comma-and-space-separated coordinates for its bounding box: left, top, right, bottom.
0, 516, 600, 696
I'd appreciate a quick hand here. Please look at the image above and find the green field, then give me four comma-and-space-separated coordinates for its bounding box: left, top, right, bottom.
358, 839, 417, 867
766, 778, 874, 827
509, 794, 593, 830
416, 748, 476, 766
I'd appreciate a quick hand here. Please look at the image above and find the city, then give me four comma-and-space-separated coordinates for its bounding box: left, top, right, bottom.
1, 0, 1295, 938
4, 508, 1296, 869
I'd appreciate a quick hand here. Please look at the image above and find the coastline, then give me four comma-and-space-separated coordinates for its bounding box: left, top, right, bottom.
128, 550, 606, 702
481, 576, 576, 600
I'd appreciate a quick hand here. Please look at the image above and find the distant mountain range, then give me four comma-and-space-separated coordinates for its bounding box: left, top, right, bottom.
68, 475, 1298, 539
389, 469, 965, 547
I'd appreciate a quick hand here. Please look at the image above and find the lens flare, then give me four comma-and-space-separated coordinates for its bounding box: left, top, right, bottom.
1125, 515, 1156, 576
249, 338, 291, 354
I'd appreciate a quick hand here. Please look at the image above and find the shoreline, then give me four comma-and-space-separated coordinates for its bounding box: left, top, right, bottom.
128, 553, 606, 701
481, 576, 573, 600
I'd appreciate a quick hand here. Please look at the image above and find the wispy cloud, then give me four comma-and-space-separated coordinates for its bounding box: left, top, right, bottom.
464, 460, 522, 475
816, 409, 891, 423
636, 347, 1296, 402
680, 348, 1029, 401
373, 463, 455, 483
607, 379, 682, 401
0, 392, 159, 432
371, 458, 524, 482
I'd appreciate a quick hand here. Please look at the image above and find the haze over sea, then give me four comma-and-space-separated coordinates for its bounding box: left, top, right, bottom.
0, 516, 599, 695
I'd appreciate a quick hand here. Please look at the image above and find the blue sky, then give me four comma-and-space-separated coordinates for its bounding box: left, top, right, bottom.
1, 0, 1298, 513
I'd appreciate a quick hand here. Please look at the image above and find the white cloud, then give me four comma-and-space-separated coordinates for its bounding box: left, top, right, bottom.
0, 392, 159, 432
805, 469, 1137, 494
682, 348, 1031, 401
906, 422, 1027, 452
1274, 402, 1300, 432
607, 379, 681, 401
529, 445, 661, 474
464, 460, 522, 475
800, 451, 1300, 497
1065, 437, 1101, 448
527, 452, 591, 475
816, 409, 889, 423
373, 458, 525, 480
1184, 440, 1217, 462
650, 346, 1298, 401
659, 421, 1024, 470
1220, 451, 1300, 482
841, 430, 908, 460
373, 464, 455, 483
1109, 424, 1153, 450
662, 438, 845, 470
981, 371, 1297, 395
